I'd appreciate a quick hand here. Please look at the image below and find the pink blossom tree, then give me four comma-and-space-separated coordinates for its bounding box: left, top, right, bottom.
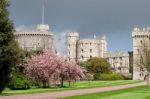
64, 61, 86, 87
25, 49, 85, 87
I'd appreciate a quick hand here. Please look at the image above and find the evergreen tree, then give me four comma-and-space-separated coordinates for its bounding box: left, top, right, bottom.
0, 0, 20, 93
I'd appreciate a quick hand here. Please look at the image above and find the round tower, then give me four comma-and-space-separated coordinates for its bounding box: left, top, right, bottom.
67, 32, 79, 62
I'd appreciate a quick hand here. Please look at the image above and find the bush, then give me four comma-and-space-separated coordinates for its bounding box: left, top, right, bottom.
99, 73, 124, 81
93, 73, 101, 80
9, 74, 31, 90
83, 57, 112, 80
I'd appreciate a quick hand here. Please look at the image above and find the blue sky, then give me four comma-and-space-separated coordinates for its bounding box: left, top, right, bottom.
9, 0, 150, 53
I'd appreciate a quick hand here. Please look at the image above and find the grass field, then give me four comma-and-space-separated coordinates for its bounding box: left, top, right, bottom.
62, 86, 150, 99
1, 80, 141, 96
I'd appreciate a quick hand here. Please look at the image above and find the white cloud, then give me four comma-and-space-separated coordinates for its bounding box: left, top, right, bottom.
53, 30, 72, 55
15, 25, 36, 32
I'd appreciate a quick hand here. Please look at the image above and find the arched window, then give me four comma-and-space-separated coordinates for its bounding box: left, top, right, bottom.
140, 40, 143, 44
81, 56, 84, 60
81, 49, 84, 53
137, 49, 140, 53
90, 49, 92, 53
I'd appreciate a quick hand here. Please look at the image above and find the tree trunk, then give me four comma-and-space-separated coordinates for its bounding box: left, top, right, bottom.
42, 80, 47, 88
61, 77, 64, 87
68, 81, 71, 87
147, 73, 150, 89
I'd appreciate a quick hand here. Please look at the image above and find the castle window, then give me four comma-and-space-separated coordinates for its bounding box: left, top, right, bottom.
140, 40, 143, 44
81, 49, 84, 53
139, 73, 144, 77
81, 56, 84, 60
113, 57, 116, 60
119, 57, 122, 61
68, 51, 70, 55
140, 73, 141, 77
137, 49, 140, 53
120, 62, 122, 66
90, 55, 92, 58
90, 49, 92, 53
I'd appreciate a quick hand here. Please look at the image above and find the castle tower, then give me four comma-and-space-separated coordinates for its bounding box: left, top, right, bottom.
100, 35, 107, 58
67, 32, 79, 62
77, 39, 100, 62
132, 27, 150, 80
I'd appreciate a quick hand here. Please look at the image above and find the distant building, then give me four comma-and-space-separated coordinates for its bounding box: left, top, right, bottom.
105, 51, 130, 74
66, 32, 107, 62
132, 27, 150, 80
15, 24, 53, 51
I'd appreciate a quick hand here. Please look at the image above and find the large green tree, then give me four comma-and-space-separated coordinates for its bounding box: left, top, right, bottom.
83, 57, 112, 80
0, 0, 20, 93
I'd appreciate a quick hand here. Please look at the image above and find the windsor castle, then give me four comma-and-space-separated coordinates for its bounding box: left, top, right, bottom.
15, 23, 150, 80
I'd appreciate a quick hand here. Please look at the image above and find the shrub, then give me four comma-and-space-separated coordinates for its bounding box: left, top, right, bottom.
100, 73, 124, 81
83, 57, 112, 80
9, 74, 31, 90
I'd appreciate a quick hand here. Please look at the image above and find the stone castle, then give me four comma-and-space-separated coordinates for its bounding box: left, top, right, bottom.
15, 23, 150, 79
13, 0, 150, 80
15, 24, 53, 51
13, 1, 131, 76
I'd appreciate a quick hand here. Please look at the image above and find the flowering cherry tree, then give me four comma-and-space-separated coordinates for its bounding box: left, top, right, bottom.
25, 49, 85, 87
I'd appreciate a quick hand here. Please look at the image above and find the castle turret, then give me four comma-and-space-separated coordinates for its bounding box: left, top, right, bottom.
67, 32, 79, 62
100, 35, 107, 58
37, 24, 50, 31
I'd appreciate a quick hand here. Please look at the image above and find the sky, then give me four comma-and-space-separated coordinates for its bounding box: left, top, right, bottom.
9, 0, 150, 53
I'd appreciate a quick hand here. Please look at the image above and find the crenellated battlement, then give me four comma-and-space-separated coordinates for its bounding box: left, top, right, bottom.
67, 32, 79, 37
132, 27, 150, 37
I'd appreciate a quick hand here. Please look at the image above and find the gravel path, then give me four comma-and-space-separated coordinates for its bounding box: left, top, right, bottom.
0, 82, 146, 99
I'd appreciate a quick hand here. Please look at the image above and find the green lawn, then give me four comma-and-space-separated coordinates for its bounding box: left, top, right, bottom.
62, 86, 150, 99
1, 80, 142, 96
